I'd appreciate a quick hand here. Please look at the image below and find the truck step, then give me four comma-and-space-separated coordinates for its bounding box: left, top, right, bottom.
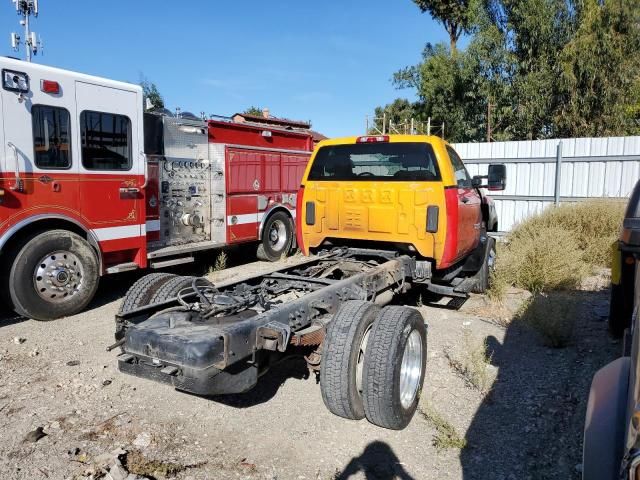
106, 262, 139, 274
149, 256, 195, 269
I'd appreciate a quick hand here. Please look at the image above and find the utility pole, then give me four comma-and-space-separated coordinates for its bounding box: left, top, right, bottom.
10, 0, 42, 62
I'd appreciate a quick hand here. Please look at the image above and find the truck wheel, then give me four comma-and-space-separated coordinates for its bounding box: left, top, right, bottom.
148, 275, 214, 304
471, 237, 496, 294
320, 300, 380, 420
363, 306, 427, 430
8, 230, 99, 321
116, 273, 178, 341
257, 211, 293, 262
119, 273, 177, 315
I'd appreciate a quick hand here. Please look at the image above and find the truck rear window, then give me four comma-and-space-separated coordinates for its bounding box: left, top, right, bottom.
308, 142, 440, 181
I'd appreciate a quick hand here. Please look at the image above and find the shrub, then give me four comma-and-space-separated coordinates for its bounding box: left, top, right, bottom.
445, 332, 494, 394
517, 292, 578, 348
418, 403, 467, 450
489, 200, 624, 297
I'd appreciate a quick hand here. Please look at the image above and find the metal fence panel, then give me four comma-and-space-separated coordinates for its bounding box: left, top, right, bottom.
452, 136, 640, 232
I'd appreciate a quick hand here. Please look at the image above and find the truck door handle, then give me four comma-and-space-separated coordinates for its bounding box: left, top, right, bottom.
119, 187, 140, 194
7, 142, 24, 192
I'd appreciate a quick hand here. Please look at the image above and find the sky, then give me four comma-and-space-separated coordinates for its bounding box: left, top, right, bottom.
0, 0, 449, 137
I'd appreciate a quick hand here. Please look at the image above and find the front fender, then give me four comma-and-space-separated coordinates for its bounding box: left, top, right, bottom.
583, 357, 630, 480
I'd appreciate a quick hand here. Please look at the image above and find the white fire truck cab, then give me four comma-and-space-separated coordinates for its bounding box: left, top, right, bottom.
0, 57, 312, 321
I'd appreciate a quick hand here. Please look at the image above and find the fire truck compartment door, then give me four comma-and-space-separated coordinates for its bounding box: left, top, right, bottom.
0, 89, 5, 174
75, 81, 144, 244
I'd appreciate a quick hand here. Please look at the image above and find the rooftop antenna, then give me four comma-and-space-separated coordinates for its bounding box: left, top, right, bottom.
10, 0, 42, 62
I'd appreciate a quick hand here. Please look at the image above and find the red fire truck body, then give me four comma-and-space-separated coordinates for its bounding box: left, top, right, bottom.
0, 57, 312, 321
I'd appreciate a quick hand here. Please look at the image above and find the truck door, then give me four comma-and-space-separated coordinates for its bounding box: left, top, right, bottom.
446, 146, 481, 258
1, 67, 80, 224
75, 81, 145, 263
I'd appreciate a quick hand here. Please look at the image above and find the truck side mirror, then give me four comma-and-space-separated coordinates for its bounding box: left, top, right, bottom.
471, 176, 483, 188
487, 164, 506, 191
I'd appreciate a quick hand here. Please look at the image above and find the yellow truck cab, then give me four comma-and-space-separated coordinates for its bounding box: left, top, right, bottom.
297, 134, 506, 294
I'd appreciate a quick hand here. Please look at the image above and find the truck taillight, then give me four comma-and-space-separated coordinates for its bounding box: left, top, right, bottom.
41, 80, 60, 94
356, 135, 389, 143
296, 186, 307, 255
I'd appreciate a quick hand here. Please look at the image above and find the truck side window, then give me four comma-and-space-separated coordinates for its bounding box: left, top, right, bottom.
446, 146, 471, 188
80, 110, 132, 171
32, 105, 72, 169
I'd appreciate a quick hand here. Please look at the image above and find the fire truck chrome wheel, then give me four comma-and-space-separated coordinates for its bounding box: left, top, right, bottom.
33, 250, 84, 302
256, 211, 293, 262
399, 330, 423, 409
268, 219, 287, 251
8, 230, 100, 321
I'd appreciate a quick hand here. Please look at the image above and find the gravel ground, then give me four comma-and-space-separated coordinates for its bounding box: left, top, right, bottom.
0, 252, 619, 480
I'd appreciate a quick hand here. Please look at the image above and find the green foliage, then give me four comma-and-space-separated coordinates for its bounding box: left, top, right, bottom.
375, 0, 640, 141
517, 292, 578, 348
419, 402, 467, 450
370, 98, 422, 134
412, 0, 478, 52
243, 106, 264, 116
139, 76, 164, 110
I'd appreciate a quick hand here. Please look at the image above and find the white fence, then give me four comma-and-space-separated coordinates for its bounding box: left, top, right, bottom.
452, 136, 640, 232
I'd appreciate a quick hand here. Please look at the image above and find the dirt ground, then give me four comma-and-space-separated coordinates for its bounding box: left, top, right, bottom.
0, 250, 620, 480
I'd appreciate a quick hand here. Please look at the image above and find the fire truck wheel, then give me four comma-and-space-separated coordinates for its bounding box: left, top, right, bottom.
148, 275, 214, 304
362, 306, 427, 430
9, 230, 100, 321
320, 300, 380, 420
257, 211, 293, 262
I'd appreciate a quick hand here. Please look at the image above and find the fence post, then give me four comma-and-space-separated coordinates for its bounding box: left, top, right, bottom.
554, 141, 563, 206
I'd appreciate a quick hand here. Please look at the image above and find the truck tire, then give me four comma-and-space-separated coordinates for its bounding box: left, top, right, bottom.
608, 254, 635, 337
118, 272, 177, 315
363, 306, 427, 430
320, 300, 380, 420
8, 229, 100, 321
257, 211, 293, 262
471, 236, 496, 294
148, 275, 214, 304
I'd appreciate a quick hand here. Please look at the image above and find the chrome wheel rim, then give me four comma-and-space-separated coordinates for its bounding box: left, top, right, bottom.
399, 330, 423, 409
33, 250, 84, 303
268, 219, 287, 251
356, 324, 373, 394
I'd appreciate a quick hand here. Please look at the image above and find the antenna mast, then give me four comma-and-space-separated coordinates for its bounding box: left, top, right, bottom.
10, 0, 42, 62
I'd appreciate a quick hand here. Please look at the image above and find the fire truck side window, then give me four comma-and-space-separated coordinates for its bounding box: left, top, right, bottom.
32, 105, 72, 170
80, 111, 132, 171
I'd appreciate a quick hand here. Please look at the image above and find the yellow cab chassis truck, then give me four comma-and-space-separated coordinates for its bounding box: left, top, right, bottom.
113, 135, 506, 430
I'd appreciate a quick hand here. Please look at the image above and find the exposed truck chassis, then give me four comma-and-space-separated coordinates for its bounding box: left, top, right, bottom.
115, 248, 422, 393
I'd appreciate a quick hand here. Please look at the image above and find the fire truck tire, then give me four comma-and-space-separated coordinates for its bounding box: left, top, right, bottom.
320, 300, 380, 420
362, 306, 427, 430
470, 237, 496, 294
8, 230, 100, 321
148, 275, 214, 304
257, 211, 293, 262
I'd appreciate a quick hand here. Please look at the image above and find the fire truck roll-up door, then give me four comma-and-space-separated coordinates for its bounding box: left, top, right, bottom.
74, 81, 146, 265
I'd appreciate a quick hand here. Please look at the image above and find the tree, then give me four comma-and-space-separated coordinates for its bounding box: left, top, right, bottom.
555, 0, 640, 137
140, 76, 165, 110
243, 106, 264, 116
412, 0, 477, 53
374, 0, 640, 142
370, 98, 421, 134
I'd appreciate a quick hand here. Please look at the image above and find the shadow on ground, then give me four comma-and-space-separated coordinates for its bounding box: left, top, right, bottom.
334, 441, 415, 480
459, 288, 618, 479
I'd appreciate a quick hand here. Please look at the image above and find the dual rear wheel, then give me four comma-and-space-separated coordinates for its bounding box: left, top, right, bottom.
320, 300, 427, 430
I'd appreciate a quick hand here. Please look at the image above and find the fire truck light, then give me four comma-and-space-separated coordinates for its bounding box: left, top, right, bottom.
261, 130, 272, 138
40, 80, 60, 94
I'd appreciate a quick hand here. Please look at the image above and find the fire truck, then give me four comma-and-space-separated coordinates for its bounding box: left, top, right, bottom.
0, 57, 313, 321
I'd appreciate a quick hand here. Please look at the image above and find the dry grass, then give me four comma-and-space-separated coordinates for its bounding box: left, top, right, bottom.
445, 332, 494, 394
208, 251, 228, 274
418, 402, 467, 450
489, 200, 624, 298
517, 292, 578, 348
